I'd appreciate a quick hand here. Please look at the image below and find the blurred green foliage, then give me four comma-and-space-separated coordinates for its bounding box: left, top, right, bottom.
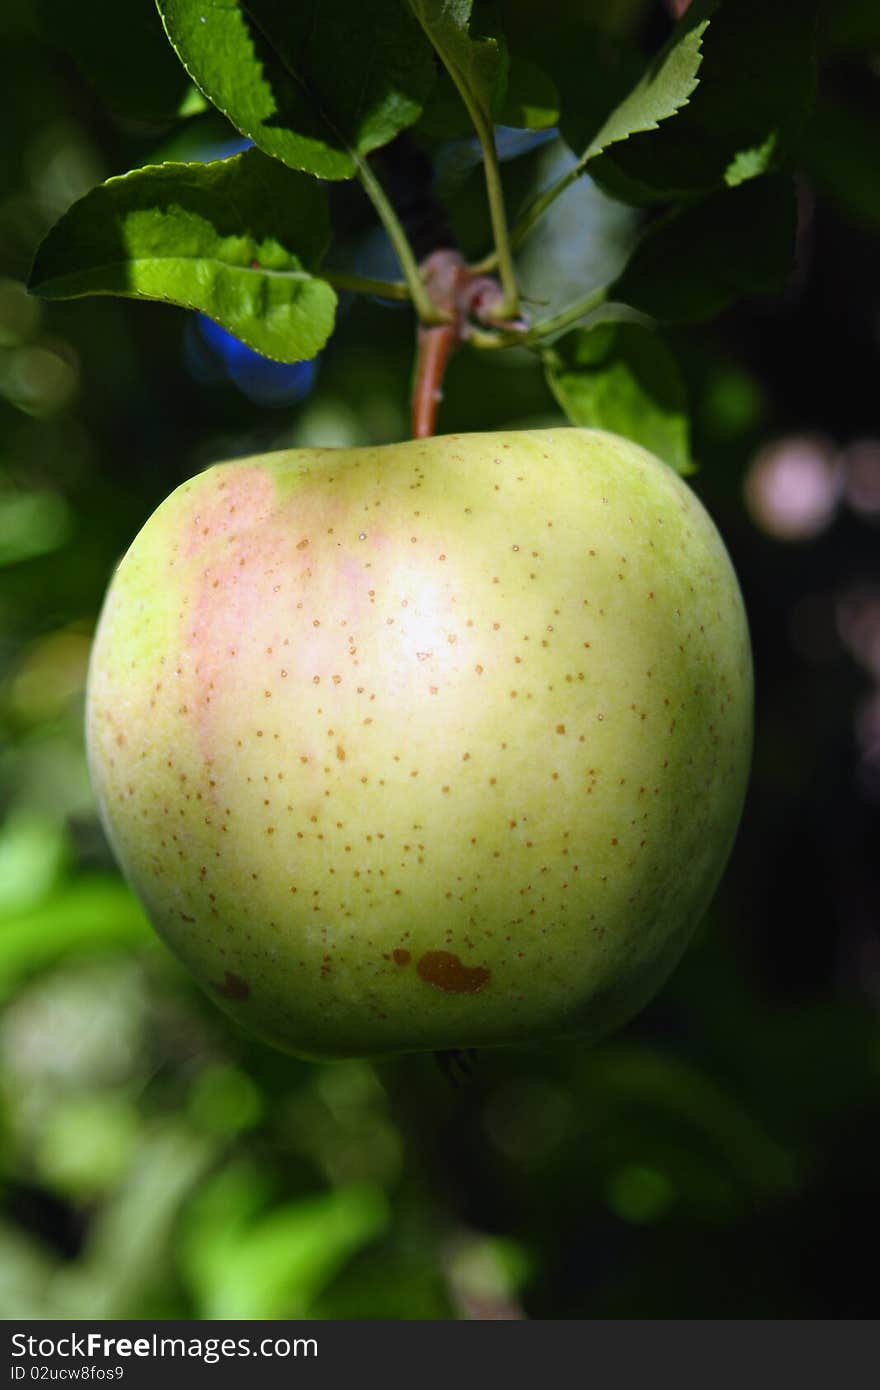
1, 0, 879, 1320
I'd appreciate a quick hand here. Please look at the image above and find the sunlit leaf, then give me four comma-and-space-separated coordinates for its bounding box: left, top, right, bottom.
28, 150, 336, 363
157, 0, 435, 179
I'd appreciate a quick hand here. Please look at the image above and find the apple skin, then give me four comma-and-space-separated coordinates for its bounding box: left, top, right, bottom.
86, 429, 752, 1059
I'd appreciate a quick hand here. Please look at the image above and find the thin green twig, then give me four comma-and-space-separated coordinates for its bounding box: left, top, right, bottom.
456, 91, 520, 320
322, 269, 410, 301
355, 158, 449, 325
469, 164, 581, 274
409, 13, 519, 321
467, 285, 609, 351
509, 167, 581, 252
521, 285, 610, 343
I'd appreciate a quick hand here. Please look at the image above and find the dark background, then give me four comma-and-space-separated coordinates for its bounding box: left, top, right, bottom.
0, 1, 878, 1319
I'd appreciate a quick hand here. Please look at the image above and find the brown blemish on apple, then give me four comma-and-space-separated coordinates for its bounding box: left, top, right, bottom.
417, 950, 490, 994
393, 948, 411, 966
212, 970, 250, 1000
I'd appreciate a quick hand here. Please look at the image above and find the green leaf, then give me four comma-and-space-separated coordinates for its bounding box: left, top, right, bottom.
35, 1096, 140, 1201
0, 812, 67, 919
36, 0, 189, 122
417, 53, 557, 139
0, 491, 73, 567
592, 0, 819, 203
0, 876, 150, 1002
156, 0, 435, 180
181, 1167, 389, 1319
416, 73, 475, 141
545, 323, 691, 475
28, 150, 336, 363
408, 0, 508, 119
176, 86, 210, 118
0, 1226, 61, 1321
564, 4, 710, 170
804, 88, 880, 230
724, 132, 779, 189
508, 6, 708, 247
613, 176, 797, 324
825, 0, 880, 52
55, 1128, 218, 1319
500, 7, 644, 154
497, 55, 559, 131
580, 1045, 800, 1208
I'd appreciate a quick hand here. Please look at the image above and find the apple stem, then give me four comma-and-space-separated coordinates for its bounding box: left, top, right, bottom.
411, 250, 529, 438
413, 322, 458, 439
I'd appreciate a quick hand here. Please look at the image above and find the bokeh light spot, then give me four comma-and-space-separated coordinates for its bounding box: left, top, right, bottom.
605, 1163, 675, 1224
744, 435, 841, 541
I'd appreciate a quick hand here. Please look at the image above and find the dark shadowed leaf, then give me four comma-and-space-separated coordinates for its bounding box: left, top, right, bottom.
560, 1, 710, 172
417, 53, 557, 140
545, 323, 691, 475
592, 0, 819, 204
36, 0, 189, 122
500, 5, 643, 158
28, 149, 336, 362
821, 0, 880, 52
804, 88, 880, 230
497, 56, 559, 131
613, 176, 797, 324
156, 0, 435, 180
506, 4, 709, 248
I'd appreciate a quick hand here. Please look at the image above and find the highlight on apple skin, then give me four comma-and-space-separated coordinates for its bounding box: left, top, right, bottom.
86, 429, 753, 1060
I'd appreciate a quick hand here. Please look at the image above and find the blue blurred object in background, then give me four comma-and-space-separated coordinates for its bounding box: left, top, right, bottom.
435, 125, 558, 199
188, 314, 319, 408
198, 134, 254, 161
172, 134, 319, 408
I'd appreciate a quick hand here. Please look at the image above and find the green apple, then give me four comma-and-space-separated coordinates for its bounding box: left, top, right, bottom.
86, 429, 751, 1059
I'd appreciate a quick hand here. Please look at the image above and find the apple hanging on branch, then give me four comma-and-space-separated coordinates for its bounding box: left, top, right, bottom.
85, 427, 751, 1059
26, 0, 812, 1059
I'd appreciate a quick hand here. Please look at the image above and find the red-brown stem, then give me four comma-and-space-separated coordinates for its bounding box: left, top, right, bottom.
411, 250, 466, 440
410, 249, 527, 439
412, 322, 458, 439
